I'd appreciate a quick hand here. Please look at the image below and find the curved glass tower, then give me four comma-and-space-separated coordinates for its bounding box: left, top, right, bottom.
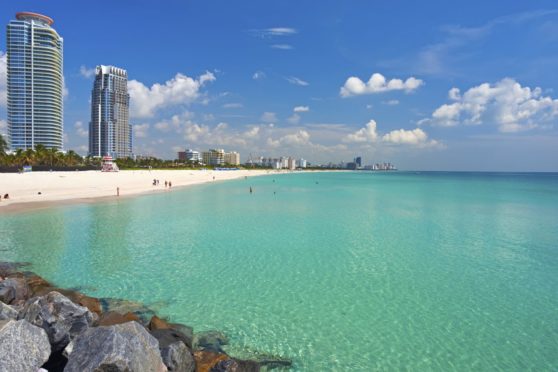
7, 12, 64, 150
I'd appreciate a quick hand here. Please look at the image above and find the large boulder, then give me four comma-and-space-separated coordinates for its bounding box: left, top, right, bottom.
0, 319, 51, 372
194, 350, 230, 372
160, 341, 195, 372
0, 301, 18, 320
194, 330, 229, 353
152, 328, 193, 350
64, 321, 167, 372
0, 276, 29, 304
19, 290, 97, 351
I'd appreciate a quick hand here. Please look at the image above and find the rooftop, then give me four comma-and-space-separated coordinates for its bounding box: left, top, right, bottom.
16, 12, 54, 26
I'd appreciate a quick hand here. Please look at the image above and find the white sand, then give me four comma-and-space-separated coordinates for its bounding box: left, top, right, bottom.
0, 169, 277, 210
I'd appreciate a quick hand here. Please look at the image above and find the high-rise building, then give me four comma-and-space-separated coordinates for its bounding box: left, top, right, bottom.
355, 156, 362, 168
224, 151, 240, 165
89, 65, 132, 158
7, 12, 64, 150
178, 149, 200, 162
202, 149, 224, 166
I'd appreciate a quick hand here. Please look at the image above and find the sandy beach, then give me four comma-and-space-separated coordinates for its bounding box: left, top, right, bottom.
0, 169, 276, 212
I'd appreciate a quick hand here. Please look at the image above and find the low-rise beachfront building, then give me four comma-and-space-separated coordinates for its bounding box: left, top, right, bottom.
224, 151, 240, 165
178, 149, 200, 162
202, 149, 225, 166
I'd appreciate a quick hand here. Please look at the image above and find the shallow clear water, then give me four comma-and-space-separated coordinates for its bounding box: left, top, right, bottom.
1, 172, 557, 370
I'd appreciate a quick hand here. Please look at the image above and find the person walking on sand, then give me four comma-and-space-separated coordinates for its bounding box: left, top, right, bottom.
169, 181, 172, 188
165, 181, 168, 187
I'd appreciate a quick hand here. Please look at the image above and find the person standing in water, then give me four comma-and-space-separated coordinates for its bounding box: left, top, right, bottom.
250, 186, 253, 194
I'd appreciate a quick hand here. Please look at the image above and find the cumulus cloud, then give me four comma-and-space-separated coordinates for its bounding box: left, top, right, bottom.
343, 120, 378, 143
293, 106, 310, 112
134, 123, 150, 138
128, 71, 216, 118
287, 114, 301, 125
261, 112, 278, 123
286, 76, 309, 86
0, 51, 6, 108
419, 78, 558, 132
74, 121, 88, 137
340, 73, 424, 97
79, 65, 96, 78
253, 71, 266, 80
382, 128, 439, 147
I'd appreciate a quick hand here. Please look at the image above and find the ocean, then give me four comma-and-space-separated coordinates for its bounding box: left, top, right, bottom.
1, 171, 557, 370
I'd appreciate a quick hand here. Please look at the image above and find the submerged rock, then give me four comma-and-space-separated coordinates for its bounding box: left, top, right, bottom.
98, 310, 141, 326
151, 328, 194, 351
194, 350, 230, 372
100, 297, 157, 324
0, 284, 15, 304
64, 321, 167, 372
0, 301, 18, 320
194, 330, 229, 353
160, 341, 195, 372
19, 290, 97, 351
0, 319, 51, 372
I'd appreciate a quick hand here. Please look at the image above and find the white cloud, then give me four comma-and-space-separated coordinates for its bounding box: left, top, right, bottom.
134, 123, 150, 138
382, 128, 439, 147
74, 121, 88, 137
343, 120, 379, 143
420, 78, 558, 132
261, 112, 278, 123
340, 73, 424, 97
271, 44, 293, 50
250, 27, 298, 38
128, 71, 216, 118
79, 65, 96, 78
287, 114, 301, 124
0, 51, 6, 108
253, 71, 266, 80
293, 106, 310, 112
382, 99, 400, 106
222, 103, 243, 109
286, 76, 309, 86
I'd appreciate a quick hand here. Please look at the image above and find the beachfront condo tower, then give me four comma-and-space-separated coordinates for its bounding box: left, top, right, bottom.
6, 12, 64, 150
89, 65, 132, 159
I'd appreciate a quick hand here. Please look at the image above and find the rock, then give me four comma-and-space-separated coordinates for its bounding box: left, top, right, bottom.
149, 315, 171, 330
24, 274, 53, 297
100, 297, 157, 324
0, 284, 15, 304
0, 276, 29, 304
0, 261, 30, 277
151, 328, 193, 350
194, 350, 230, 372
19, 290, 97, 351
194, 330, 229, 353
75, 294, 102, 315
160, 341, 195, 372
211, 359, 261, 372
0, 301, 18, 320
0, 319, 51, 372
98, 311, 141, 326
64, 321, 167, 372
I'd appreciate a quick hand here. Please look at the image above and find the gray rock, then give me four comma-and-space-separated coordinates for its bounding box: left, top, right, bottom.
0, 285, 15, 304
211, 359, 261, 372
160, 341, 195, 372
0, 301, 18, 320
0, 319, 51, 372
0, 277, 29, 303
152, 328, 193, 350
65, 321, 167, 372
194, 330, 229, 352
19, 290, 97, 351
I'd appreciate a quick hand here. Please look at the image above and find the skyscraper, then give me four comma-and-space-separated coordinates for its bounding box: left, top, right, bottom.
89, 65, 132, 158
7, 12, 64, 150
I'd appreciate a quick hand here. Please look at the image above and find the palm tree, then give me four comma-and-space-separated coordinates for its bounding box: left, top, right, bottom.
0, 134, 7, 155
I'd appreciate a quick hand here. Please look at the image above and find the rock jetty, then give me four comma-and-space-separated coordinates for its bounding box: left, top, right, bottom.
0, 262, 292, 371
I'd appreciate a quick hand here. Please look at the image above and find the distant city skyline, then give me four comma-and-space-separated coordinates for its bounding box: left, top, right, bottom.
0, 1, 557, 171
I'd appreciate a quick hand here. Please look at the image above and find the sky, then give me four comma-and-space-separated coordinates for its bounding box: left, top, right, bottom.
1, 0, 558, 171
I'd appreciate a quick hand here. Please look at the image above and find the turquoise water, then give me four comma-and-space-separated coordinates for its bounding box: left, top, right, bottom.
1, 172, 557, 370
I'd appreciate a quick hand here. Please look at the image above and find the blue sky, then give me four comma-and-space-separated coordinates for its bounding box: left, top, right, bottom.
1, 0, 558, 171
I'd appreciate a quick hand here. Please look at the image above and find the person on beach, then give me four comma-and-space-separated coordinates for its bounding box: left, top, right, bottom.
165, 181, 168, 187
169, 181, 172, 188
4, 194, 9, 199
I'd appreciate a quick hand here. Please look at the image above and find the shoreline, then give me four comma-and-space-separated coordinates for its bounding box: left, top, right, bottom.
0, 169, 309, 214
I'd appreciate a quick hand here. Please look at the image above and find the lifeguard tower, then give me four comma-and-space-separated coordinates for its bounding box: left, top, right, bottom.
101, 156, 119, 172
